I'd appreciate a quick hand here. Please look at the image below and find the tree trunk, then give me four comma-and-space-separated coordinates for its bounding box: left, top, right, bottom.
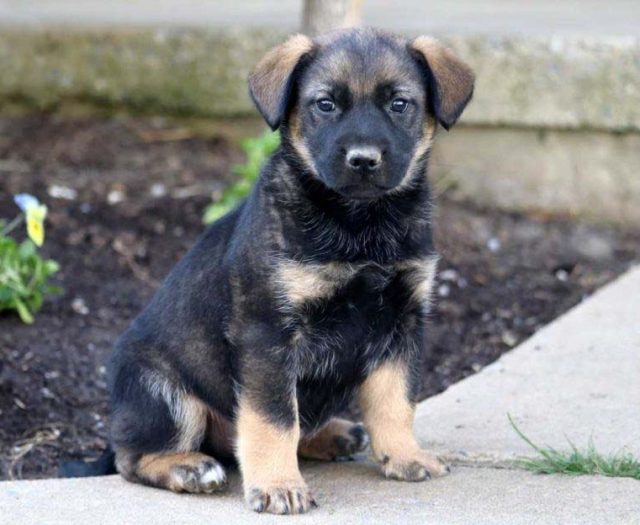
302, 0, 363, 36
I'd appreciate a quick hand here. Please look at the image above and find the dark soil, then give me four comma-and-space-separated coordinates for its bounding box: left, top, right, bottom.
0, 115, 637, 480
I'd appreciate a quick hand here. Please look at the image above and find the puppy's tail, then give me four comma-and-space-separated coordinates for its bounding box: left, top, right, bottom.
58, 446, 116, 478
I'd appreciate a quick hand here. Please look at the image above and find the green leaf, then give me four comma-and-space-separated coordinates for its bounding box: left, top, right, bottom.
0, 286, 12, 302
14, 298, 34, 324
0, 230, 62, 323
18, 239, 36, 259
203, 130, 280, 224
44, 260, 60, 275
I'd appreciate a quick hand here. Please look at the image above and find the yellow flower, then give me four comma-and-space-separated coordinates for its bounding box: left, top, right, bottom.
14, 194, 47, 247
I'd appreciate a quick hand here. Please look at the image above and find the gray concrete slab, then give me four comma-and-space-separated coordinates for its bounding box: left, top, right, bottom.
2, 464, 639, 525
2, 28, 639, 133
432, 126, 640, 225
1, 0, 639, 38
1, 11, 638, 226
415, 265, 640, 466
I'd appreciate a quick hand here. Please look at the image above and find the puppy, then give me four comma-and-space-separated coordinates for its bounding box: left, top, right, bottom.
107, 27, 474, 514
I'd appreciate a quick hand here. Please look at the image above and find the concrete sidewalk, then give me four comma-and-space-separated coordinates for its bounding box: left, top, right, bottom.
2, 464, 638, 525
415, 264, 640, 466
1, 0, 639, 37
1, 265, 639, 524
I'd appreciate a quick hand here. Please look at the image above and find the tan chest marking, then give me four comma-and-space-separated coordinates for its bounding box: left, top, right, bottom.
274, 260, 359, 305
396, 256, 439, 307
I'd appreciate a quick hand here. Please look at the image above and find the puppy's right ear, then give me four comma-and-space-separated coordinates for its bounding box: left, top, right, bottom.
249, 34, 314, 130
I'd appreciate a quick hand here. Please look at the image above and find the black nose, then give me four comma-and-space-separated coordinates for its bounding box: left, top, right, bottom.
345, 146, 382, 174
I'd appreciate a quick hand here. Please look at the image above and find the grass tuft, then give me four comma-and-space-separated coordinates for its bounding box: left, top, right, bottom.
508, 414, 640, 480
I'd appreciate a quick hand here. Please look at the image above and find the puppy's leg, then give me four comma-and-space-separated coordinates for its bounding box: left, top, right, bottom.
236, 394, 316, 514
298, 418, 369, 461
358, 360, 448, 481
111, 369, 227, 494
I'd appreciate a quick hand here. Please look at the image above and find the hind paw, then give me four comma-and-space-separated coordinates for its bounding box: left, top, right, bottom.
299, 418, 370, 461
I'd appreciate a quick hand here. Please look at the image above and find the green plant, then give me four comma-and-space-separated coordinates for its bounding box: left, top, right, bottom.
508, 414, 640, 480
203, 130, 280, 224
0, 194, 62, 324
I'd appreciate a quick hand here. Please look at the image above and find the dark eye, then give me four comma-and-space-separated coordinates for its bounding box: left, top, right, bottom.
316, 98, 336, 112
390, 98, 409, 113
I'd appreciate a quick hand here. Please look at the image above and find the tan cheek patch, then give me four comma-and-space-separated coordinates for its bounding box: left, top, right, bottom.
235, 397, 302, 488
397, 117, 437, 189
289, 107, 318, 175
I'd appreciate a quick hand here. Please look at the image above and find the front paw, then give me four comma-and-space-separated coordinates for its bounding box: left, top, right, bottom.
379, 450, 450, 481
245, 480, 317, 514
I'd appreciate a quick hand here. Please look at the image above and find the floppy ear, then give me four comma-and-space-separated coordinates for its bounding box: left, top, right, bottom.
410, 36, 475, 130
248, 34, 314, 130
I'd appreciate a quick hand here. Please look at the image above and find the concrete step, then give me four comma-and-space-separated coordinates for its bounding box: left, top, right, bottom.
1, 464, 638, 525
1, 23, 638, 224
1, 0, 639, 37
415, 265, 640, 466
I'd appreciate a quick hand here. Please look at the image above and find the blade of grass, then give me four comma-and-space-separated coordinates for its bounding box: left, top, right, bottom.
508, 414, 640, 480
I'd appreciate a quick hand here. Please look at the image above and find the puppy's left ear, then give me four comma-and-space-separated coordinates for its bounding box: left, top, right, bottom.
410, 37, 475, 130
249, 34, 314, 130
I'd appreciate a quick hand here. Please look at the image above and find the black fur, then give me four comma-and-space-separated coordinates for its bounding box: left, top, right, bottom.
59, 447, 116, 478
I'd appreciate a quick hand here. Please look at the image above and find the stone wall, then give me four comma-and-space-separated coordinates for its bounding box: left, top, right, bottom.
1, 27, 638, 224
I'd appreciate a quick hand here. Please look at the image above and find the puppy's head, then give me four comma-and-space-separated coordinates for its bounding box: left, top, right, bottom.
249, 28, 474, 200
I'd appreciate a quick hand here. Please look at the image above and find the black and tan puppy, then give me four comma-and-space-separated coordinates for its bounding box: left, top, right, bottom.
108, 28, 474, 514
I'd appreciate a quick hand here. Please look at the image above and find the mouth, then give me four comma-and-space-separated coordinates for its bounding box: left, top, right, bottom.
334, 183, 393, 200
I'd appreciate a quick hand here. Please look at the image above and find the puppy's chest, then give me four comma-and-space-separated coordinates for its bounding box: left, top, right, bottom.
274, 256, 437, 375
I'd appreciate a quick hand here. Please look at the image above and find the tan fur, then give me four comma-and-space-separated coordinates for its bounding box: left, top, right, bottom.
275, 259, 358, 306
395, 116, 437, 190
289, 107, 318, 175
205, 408, 236, 458
298, 417, 362, 460
359, 361, 448, 479
249, 34, 314, 126
143, 371, 208, 452
117, 450, 226, 493
396, 255, 439, 307
307, 41, 416, 99
410, 36, 475, 125
236, 396, 302, 490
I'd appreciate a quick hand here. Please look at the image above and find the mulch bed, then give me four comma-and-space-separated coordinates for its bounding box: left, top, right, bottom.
0, 115, 637, 480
